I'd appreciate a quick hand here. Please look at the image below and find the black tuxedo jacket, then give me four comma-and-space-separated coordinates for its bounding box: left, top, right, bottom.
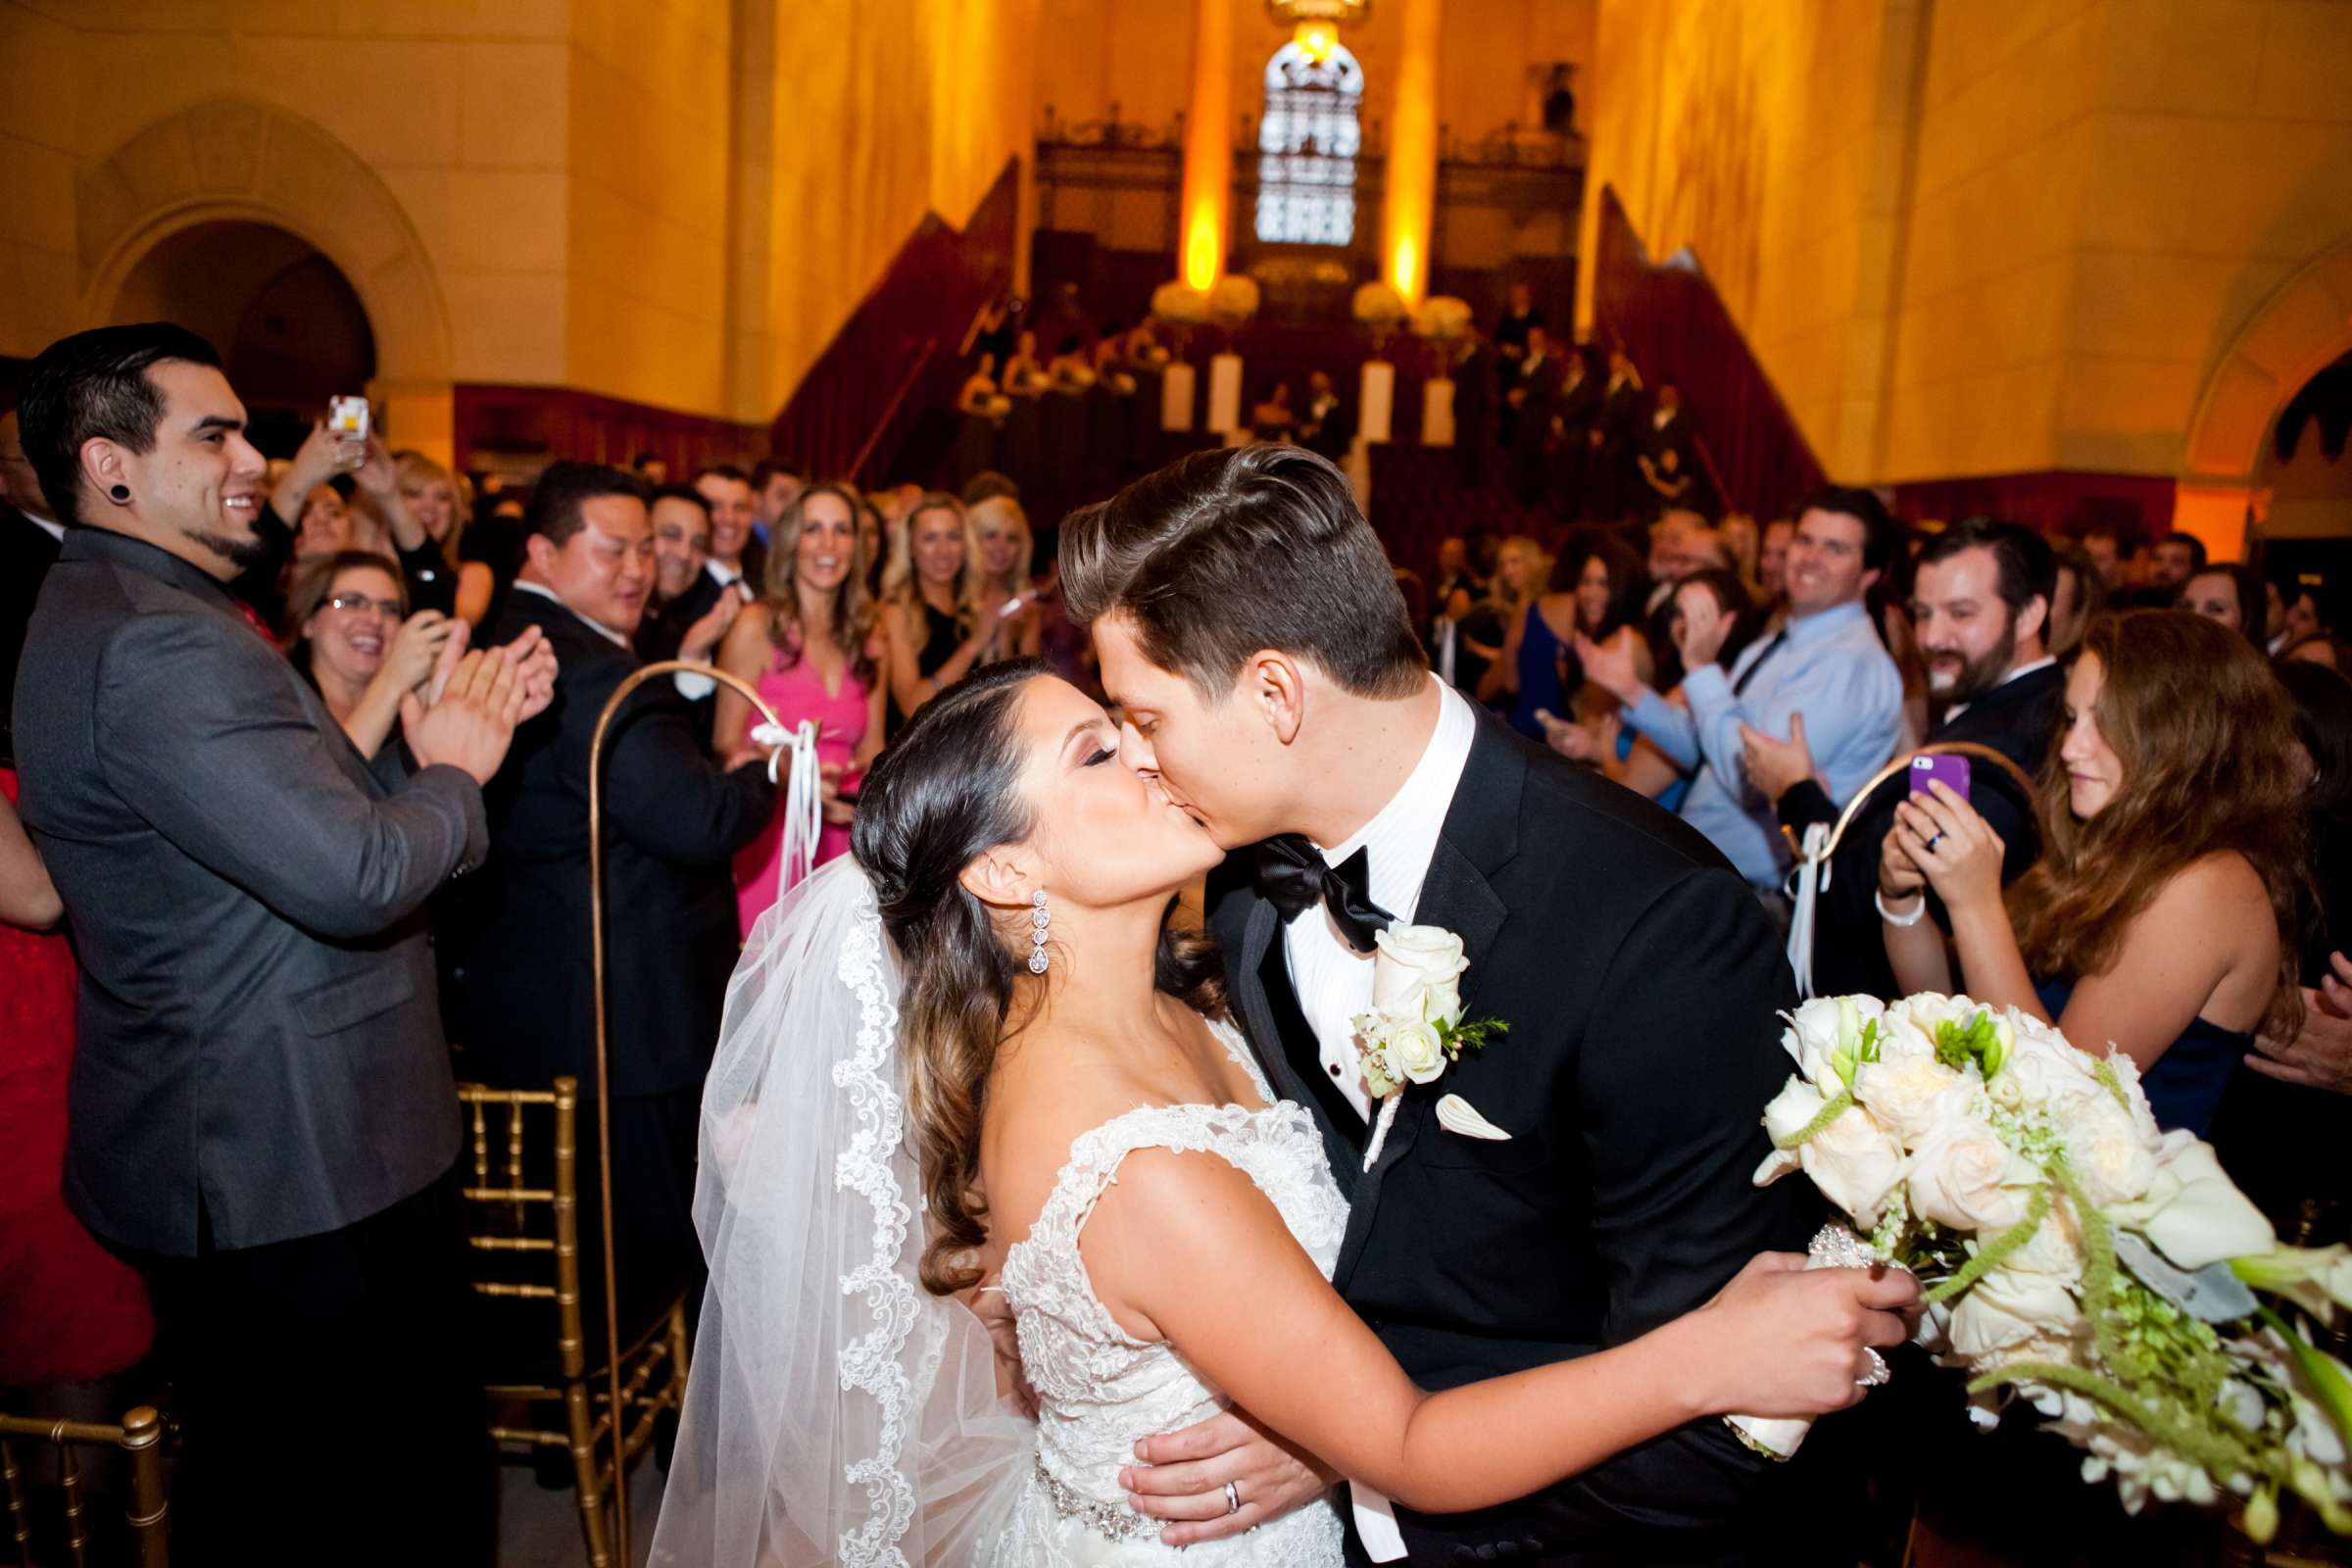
1643, 411, 1693, 463
1780, 662, 2064, 1001
1, 505, 64, 766
446, 590, 773, 1098
1209, 714, 1823, 1564
633, 568, 728, 749
1302, 397, 1356, 461
1553, 368, 1599, 437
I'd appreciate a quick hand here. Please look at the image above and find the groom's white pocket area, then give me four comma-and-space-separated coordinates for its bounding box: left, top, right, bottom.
1434, 1093, 1513, 1141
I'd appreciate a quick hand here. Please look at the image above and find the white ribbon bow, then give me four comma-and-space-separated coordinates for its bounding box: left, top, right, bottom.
749, 718, 823, 891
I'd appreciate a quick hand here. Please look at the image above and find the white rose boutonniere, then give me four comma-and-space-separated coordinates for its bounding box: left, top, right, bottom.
1351, 925, 1508, 1169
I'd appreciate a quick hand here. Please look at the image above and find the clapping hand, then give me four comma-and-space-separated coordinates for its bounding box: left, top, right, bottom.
1889, 781, 2004, 916
1673, 590, 1731, 672
499, 625, 560, 722
404, 647, 526, 784
1572, 630, 1643, 704
1737, 711, 1823, 805
385, 610, 458, 694
2248, 952, 2352, 1095
680, 582, 750, 665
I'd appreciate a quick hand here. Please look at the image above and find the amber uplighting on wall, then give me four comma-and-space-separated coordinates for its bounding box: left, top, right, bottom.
1381, 0, 1440, 307
1179, 0, 1236, 290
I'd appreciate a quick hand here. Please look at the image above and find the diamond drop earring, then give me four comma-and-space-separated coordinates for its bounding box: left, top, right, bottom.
1028, 890, 1051, 974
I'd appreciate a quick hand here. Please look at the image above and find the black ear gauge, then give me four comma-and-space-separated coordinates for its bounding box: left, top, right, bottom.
110, 484, 131, 502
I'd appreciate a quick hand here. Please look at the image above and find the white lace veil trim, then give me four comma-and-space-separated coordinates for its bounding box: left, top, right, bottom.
651, 857, 1031, 1567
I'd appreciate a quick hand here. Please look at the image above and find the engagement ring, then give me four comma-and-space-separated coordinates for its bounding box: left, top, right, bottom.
1857, 1348, 1890, 1389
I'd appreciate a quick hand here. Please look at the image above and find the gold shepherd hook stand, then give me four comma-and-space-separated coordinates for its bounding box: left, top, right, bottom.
587, 660, 785, 1566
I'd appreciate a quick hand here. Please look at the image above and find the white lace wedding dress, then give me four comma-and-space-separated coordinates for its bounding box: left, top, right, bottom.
978, 1020, 1352, 1566
654, 862, 1350, 1568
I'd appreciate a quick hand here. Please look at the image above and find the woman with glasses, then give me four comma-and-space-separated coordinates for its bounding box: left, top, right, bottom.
286, 550, 458, 759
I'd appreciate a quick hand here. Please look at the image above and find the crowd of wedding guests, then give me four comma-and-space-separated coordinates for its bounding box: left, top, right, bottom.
1415, 499, 2352, 1220
6, 315, 2352, 1563
944, 280, 1704, 541
0, 327, 1089, 1559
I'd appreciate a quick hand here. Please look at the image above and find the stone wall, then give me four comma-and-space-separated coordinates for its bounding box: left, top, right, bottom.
0, 0, 1039, 454
1578, 0, 2352, 544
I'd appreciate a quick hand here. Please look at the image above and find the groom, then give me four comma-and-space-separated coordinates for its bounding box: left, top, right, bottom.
1062, 445, 1822, 1565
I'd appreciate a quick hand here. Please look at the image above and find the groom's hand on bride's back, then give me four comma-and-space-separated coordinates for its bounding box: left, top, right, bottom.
1119, 1408, 1335, 1545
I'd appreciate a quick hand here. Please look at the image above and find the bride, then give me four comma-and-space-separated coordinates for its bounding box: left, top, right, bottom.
652, 661, 1916, 1566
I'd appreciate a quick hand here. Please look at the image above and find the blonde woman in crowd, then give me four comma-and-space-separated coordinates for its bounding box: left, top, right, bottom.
969, 494, 1044, 661
1472, 534, 1547, 706
879, 492, 1025, 729
392, 451, 495, 625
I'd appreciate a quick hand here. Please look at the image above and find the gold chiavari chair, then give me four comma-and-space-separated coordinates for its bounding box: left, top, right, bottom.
455, 1078, 690, 1568
0, 1404, 168, 1568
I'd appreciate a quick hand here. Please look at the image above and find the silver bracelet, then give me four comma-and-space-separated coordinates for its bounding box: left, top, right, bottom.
1876, 888, 1928, 927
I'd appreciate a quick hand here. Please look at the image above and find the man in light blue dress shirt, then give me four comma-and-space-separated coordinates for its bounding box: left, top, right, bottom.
1583, 486, 1905, 890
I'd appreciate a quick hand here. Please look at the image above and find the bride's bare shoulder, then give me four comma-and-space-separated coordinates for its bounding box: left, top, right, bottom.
978, 1026, 1161, 1249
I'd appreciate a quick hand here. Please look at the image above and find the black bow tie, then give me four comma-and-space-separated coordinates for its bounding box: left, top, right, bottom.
1253, 835, 1394, 954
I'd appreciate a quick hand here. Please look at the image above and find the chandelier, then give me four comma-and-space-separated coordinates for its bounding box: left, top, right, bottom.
1266, 0, 1369, 64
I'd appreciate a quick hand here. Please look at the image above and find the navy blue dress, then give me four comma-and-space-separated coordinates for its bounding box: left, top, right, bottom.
2035, 978, 2247, 1136
1506, 601, 1567, 740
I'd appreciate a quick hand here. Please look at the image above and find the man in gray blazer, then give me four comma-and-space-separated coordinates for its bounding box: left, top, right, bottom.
12, 323, 544, 1565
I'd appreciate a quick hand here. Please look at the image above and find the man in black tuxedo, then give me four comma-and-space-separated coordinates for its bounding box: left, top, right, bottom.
1744, 517, 2063, 1001
1549, 344, 1601, 519
1298, 370, 1355, 463
1507, 327, 1564, 506
0, 410, 65, 767
1064, 444, 1889, 1565
1592, 349, 1643, 522
450, 462, 774, 1331
13, 323, 549, 1564
695, 462, 766, 599
1448, 330, 1494, 490
1494, 282, 1544, 449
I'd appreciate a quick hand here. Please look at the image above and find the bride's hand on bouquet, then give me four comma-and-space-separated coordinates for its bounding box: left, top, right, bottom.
1118, 1407, 1336, 1546
1691, 1253, 1917, 1417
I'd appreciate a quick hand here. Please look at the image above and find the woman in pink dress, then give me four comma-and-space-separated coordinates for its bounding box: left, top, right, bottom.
716, 481, 886, 931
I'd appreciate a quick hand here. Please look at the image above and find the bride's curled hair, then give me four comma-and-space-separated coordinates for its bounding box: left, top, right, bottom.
853, 659, 1224, 1296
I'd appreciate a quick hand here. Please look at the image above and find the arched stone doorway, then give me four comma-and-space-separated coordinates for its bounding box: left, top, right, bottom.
108, 220, 377, 457
76, 98, 456, 462
2177, 235, 2352, 560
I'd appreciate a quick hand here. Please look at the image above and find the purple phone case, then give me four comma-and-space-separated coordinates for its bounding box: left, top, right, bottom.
1909, 753, 1971, 799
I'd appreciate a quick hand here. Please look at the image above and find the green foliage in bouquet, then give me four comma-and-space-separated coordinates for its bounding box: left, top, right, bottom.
1758, 993, 2352, 1544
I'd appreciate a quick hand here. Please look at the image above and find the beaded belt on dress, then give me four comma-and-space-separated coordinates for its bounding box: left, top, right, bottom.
1036, 1454, 1161, 1544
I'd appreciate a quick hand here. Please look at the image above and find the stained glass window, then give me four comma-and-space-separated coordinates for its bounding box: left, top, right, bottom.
1255, 40, 1363, 247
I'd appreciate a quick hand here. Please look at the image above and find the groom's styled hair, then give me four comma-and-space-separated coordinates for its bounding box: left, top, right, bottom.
1060, 444, 1426, 700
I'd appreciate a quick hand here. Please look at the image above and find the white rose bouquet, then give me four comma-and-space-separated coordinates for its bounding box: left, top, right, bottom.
1745, 992, 2352, 1544
1350, 925, 1507, 1170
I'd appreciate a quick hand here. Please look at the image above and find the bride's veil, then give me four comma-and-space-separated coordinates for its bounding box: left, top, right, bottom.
651, 856, 1032, 1566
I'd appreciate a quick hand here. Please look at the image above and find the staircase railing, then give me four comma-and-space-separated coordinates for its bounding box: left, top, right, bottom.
1590, 184, 1825, 519
850, 337, 939, 487
770, 159, 1021, 483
